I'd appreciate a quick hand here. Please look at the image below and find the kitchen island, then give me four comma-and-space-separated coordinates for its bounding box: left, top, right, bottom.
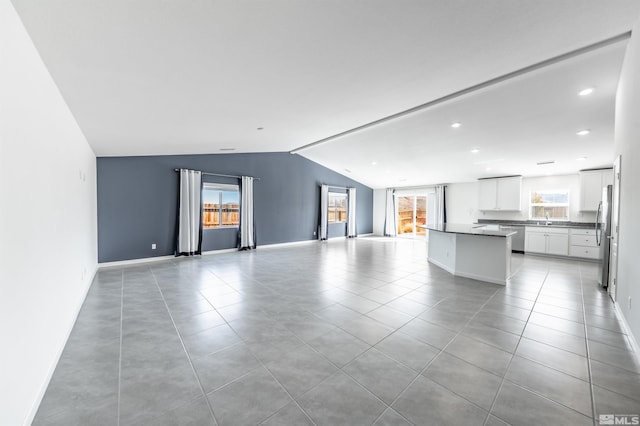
421, 224, 515, 285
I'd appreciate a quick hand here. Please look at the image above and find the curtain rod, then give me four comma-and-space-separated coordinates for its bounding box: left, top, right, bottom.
174, 168, 260, 181
325, 184, 352, 190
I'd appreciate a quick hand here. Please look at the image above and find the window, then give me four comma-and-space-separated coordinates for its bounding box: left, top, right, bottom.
396, 195, 427, 236
529, 190, 569, 221
328, 192, 347, 223
202, 183, 240, 228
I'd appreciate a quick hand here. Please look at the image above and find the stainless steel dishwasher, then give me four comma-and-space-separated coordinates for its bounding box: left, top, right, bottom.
500, 225, 525, 253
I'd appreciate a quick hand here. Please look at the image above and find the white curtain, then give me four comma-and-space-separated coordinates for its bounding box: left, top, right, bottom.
319, 184, 329, 240
239, 176, 256, 250
435, 184, 447, 226
384, 188, 397, 237
347, 187, 357, 238
177, 169, 202, 256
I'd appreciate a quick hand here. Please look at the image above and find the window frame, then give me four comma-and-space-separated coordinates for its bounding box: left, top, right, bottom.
202, 183, 240, 229
328, 192, 348, 224
529, 189, 570, 222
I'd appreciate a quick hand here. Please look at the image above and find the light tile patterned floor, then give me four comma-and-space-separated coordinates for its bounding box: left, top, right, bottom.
33, 237, 640, 425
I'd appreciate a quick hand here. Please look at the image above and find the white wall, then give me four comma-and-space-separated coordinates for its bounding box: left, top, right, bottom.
447, 174, 598, 224
0, 1, 98, 424
373, 188, 386, 235
613, 15, 640, 346
445, 182, 479, 224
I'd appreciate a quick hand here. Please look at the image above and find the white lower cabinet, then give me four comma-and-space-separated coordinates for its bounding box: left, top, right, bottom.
525, 227, 568, 256
568, 228, 600, 259
547, 233, 569, 256
526, 232, 547, 253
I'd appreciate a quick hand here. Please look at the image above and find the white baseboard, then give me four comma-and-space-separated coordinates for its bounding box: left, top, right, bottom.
258, 239, 318, 249
453, 270, 507, 286
427, 258, 506, 286
98, 254, 176, 268
25, 265, 97, 426
427, 257, 455, 275
98, 240, 317, 267
203, 248, 238, 256
614, 303, 640, 359
98, 234, 378, 268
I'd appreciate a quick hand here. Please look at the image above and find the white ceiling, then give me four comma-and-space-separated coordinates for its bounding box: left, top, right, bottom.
301, 42, 627, 187
11, 0, 640, 188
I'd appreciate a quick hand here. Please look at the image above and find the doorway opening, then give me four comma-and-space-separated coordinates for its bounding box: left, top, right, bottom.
397, 195, 427, 238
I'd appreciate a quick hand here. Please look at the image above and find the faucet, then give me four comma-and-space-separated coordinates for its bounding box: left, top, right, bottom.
545, 214, 552, 226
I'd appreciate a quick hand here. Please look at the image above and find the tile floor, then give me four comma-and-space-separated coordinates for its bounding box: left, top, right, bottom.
34, 237, 640, 425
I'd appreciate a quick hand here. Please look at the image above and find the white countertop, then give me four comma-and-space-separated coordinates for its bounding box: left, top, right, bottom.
419, 224, 516, 237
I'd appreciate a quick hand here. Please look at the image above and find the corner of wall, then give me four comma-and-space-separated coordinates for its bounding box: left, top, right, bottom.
613, 13, 640, 348
1, 1, 99, 423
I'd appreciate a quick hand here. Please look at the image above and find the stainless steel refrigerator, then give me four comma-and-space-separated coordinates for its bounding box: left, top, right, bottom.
596, 185, 613, 287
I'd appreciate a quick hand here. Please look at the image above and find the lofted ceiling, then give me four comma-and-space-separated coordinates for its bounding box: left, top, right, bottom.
11, 0, 640, 188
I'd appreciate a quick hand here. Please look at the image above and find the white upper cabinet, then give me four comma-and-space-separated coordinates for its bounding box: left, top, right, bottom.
478, 176, 522, 211
497, 177, 522, 210
579, 169, 613, 211
478, 179, 498, 211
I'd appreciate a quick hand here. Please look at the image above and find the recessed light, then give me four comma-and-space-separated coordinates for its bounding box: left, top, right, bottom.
576, 129, 590, 136
485, 167, 492, 172
219, 148, 236, 151
537, 161, 555, 166
451, 122, 462, 128
578, 88, 594, 96
470, 148, 480, 154
344, 168, 351, 173
371, 161, 377, 166
576, 156, 587, 161
257, 127, 264, 130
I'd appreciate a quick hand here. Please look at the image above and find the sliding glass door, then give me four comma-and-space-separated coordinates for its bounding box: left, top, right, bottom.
397, 195, 427, 238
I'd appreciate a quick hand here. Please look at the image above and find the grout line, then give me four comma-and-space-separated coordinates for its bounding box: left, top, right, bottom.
482, 269, 550, 426
485, 262, 606, 424
368, 285, 504, 426
578, 263, 600, 425
112, 244, 618, 426
116, 269, 124, 426
148, 266, 221, 426
196, 283, 318, 426
270, 336, 406, 425
201, 248, 434, 425
257, 368, 318, 426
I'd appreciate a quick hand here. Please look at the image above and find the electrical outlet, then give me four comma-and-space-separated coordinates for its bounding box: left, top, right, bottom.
151, 243, 157, 250
313, 231, 317, 236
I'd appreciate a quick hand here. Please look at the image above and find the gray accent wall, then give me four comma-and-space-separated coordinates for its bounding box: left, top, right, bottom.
97, 152, 373, 262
